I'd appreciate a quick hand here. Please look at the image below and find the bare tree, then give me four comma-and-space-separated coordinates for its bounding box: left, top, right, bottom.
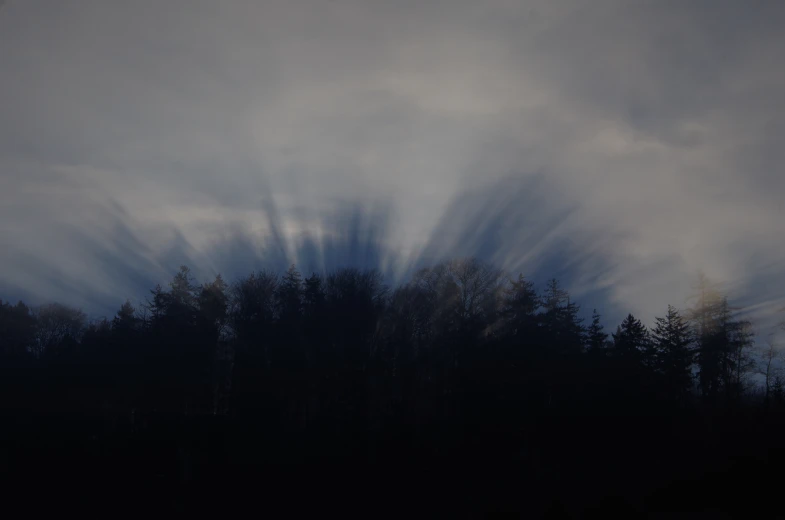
757, 336, 784, 404
32, 303, 86, 359
444, 258, 505, 330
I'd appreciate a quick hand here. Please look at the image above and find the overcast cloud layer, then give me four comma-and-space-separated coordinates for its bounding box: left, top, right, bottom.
1, 0, 784, 330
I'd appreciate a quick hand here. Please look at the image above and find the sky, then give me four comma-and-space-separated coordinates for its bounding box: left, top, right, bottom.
1, 0, 784, 332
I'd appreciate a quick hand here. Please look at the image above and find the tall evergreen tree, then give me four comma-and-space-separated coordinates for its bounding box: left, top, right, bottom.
198, 275, 229, 336
0, 300, 36, 358
499, 274, 540, 339
112, 300, 138, 331
541, 279, 584, 353
585, 309, 609, 355
652, 305, 694, 401
719, 299, 755, 401
303, 272, 326, 317
688, 273, 725, 402
612, 314, 651, 364
689, 274, 755, 405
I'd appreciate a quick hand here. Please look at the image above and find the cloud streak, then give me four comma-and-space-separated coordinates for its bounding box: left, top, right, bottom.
1, 0, 784, 331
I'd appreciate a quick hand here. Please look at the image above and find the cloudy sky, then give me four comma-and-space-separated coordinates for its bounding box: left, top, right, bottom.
1, 0, 784, 330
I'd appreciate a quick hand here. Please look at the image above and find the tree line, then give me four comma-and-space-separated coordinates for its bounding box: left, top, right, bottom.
1, 258, 783, 515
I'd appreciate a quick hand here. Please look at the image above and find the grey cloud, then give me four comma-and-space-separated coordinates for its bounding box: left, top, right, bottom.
1, 0, 784, 331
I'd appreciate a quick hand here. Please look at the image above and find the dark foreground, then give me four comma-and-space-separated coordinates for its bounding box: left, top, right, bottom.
4, 407, 785, 518
2, 262, 783, 516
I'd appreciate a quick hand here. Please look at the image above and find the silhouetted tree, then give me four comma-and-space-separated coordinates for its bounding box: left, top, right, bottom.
689, 274, 727, 403
499, 274, 540, 339
228, 270, 279, 417
541, 278, 584, 354
772, 376, 785, 408
276, 265, 303, 324
198, 275, 229, 339
689, 276, 755, 406
612, 314, 650, 363
32, 302, 86, 359
2, 258, 783, 517
0, 300, 36, 358
652, 305, 694, 402
608, 313, 655, 406
757, 337, 784, 406
585, 309, 609, 355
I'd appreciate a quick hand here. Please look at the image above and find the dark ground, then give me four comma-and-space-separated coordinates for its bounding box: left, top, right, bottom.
4, 408, 784, 518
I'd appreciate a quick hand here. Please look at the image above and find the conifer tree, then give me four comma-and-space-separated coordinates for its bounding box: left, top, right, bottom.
652, 305, 694, 400
612, 314, 651, 364
500, 274, 540, 338
585, 309, 608, 355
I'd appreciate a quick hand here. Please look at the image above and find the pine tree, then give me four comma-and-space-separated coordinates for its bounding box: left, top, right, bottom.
0, 300, 36, 358
303, 272, 325, 314
500, 274, 540, 338
688, 275, 755, 405
542, 279, 568, 314
112, 300, 138, 329
169, 265, 198, 320
541, 279, 584, 353
688, 273, 725, 402
612, 314, 651, 364
652, 305, 694, 400
198, 275, 229, 337
585, 309, 608, 355
719, 299, 755, 401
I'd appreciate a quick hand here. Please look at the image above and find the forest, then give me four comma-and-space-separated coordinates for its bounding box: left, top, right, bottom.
2, 258, 785, 516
